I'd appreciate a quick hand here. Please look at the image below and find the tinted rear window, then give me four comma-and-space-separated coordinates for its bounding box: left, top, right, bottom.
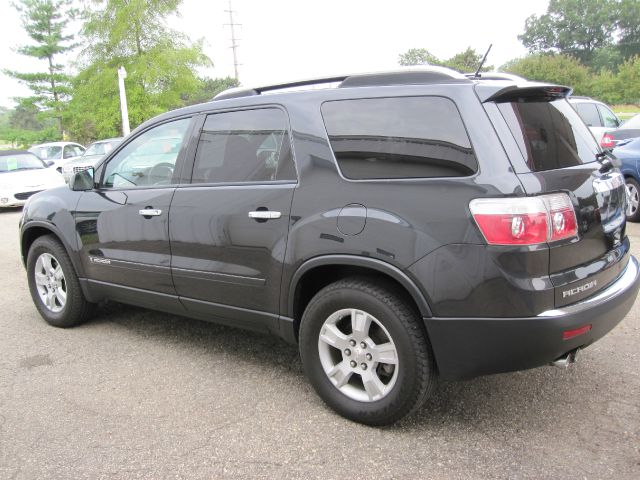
497, 100, 598, 172
321, 97, 477, 179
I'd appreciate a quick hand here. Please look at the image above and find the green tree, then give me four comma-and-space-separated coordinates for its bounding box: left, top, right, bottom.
616, 56, 640, 105
398, 47, 492, 72
398, 48, 441, 66
4, 0, 77, 137
518, 0, 618, 66
444, 47, 492, 73
588, 68, 623, 105
183, 76, 239, 106
67, 0, 212, 141
502, 53, 591, 94
618, 0, 640, 60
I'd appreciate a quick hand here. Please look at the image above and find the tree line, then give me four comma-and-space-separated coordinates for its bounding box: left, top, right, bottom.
2, 0, 639, 148
1, 0, 237, 147
400, 0, 640, 105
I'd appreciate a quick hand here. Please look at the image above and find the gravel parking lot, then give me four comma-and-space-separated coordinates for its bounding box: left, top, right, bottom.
0, 207, 638, 479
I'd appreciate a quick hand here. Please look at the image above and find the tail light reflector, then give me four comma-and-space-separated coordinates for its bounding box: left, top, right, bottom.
563, 324, 592, 340
600, 133, 615, 149
469, 194, 578, 246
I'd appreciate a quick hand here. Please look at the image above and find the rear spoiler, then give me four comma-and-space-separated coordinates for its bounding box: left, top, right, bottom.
482, 85, 573, 103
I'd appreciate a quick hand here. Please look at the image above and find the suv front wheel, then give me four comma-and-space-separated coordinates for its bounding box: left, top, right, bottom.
299, 277, 435, 425
26, 235, 94, 328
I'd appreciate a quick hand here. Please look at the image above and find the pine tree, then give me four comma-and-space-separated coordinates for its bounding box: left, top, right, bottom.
5, 0, 77, 137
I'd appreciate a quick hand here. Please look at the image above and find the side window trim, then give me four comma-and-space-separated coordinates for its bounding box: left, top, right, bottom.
98, 115, 196, 190
186, 105, 298, 186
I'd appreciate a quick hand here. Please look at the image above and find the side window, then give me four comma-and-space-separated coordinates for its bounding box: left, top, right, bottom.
102, 118, 190, 188
575, 103, 602, 127
598, 105, 619, 128
63, 146, 76, 159
192, 108, 296, 184
321, 96, 477, 179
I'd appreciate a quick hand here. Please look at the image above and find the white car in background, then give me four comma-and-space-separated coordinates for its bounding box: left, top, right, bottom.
568, 96, 621, 146
29, 141, 86, 172
61, 137, 123, 182
0, 150, 66, 207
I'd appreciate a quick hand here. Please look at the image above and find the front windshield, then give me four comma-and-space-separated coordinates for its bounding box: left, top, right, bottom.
32, 146, 62, 160
85, 141, 119, 156
0, 153, 46, 173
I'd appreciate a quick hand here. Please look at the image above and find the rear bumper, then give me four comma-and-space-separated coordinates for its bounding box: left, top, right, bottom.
425, 255, 640, 380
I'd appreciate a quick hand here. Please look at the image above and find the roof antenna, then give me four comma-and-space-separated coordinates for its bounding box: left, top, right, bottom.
474, 44, 493, 78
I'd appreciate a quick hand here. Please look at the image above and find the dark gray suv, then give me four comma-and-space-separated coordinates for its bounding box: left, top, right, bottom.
19, 68, 640, 425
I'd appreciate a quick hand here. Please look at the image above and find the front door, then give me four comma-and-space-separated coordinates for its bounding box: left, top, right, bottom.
75, 117, 193, 296
169, 107, 297, 331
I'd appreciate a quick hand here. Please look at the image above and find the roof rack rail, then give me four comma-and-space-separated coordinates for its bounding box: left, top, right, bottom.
213, 67, 469, 101
214, 76, 348, 101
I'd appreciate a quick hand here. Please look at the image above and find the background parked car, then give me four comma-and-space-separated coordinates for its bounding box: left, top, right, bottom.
568, 96, 621, 145
613, 137, 640, 222
29, 142, 86, 172
0, 150, 65, 207
61, 138, 122, 182
601, 113, 640, 149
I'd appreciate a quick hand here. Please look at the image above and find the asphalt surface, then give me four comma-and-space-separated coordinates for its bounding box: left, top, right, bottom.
0, 207, 638, 479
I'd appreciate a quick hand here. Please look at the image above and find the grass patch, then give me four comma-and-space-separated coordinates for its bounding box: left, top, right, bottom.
612, 105, 640, 118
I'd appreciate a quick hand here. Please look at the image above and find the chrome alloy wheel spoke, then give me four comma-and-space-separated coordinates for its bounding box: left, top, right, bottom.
317, 308, 399, 403
34, 253, 67, 313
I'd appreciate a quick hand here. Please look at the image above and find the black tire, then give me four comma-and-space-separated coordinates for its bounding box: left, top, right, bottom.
625, 177, 640, 222
26, 235, 94, 328
299, 277, 435, 426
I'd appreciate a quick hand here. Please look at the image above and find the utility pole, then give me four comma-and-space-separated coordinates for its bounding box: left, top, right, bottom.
117, 66, 130, 136
224, 0, 241, 82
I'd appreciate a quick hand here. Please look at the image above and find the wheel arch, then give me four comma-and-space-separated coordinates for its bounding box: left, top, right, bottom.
287, 255, 433, 339
21, 221, 84, 278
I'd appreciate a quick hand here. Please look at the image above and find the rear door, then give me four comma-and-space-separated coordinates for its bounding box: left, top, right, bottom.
489, 93, 628, 306
169, 107, 297, 331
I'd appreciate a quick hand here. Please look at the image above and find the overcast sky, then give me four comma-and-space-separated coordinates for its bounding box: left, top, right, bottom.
0, 0, 550, 108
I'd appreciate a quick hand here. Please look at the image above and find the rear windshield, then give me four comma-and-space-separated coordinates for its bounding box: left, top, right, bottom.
497, 99, 598, 172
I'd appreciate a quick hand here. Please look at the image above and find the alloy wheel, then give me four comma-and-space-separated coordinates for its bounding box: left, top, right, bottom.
317, 308, 399, 402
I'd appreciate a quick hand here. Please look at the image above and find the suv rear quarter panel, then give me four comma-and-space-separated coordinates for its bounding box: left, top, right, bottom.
280, 85, 526, 317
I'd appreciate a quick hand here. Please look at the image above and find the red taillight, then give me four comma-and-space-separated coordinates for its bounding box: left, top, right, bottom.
563, 324, 592, 340
600, 133, 615, 149
473, 212, 548, 245
469, 194, 578, 246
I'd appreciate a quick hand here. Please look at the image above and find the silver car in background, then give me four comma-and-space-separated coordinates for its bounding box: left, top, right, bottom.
61, 138, 123, 182
29, 142, 86, 173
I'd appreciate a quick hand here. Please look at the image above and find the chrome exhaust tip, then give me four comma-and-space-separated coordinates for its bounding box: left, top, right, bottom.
551, 349, 579, 369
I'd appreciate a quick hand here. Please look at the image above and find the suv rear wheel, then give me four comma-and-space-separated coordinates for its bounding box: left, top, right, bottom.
27, 235, 94, 328
299, 277, 435, 425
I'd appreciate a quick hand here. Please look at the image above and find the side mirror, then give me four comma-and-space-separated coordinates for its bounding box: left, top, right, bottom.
45, 160, 55, 167
70, 167, 95, 191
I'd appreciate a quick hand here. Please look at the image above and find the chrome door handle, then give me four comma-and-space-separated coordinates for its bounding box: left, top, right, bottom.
248, 211, 281, 220
138, 208, 162, 217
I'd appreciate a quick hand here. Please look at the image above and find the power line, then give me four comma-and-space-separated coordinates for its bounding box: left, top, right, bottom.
224, 0, 241, 82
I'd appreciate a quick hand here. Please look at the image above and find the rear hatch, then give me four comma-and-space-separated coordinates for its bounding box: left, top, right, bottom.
482, 84, 629, 307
